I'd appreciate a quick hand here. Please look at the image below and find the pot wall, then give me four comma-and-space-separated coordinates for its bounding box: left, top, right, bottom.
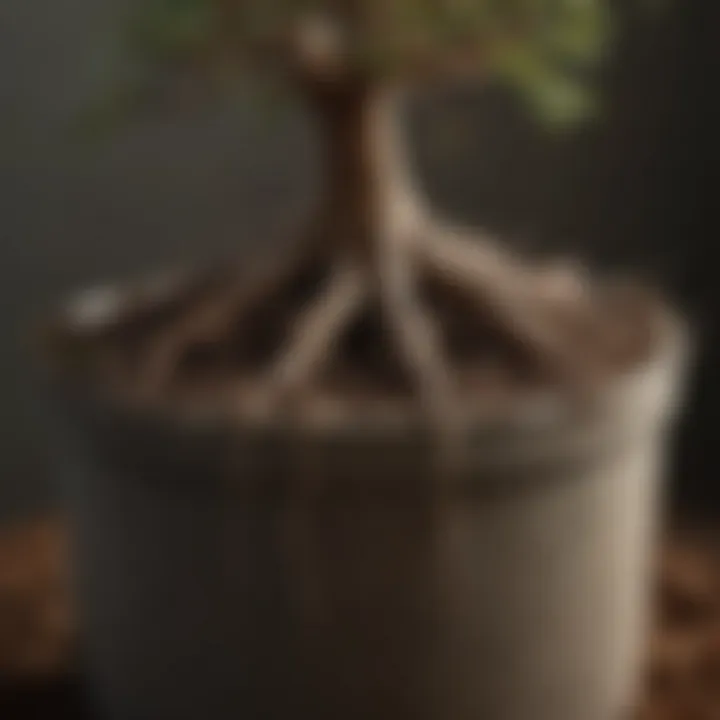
54, 334, 687, 720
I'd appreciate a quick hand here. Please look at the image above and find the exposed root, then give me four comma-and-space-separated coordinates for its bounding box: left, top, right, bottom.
420, 224, 533, 292
419, 227, 595, 390
139, 233, 324, 397
378, 235, 464, 464
112, 222, 604, 432
268, 258, 370, 404
74, 213, 641, 475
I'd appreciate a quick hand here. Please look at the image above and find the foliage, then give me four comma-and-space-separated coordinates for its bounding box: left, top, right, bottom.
83, 1, 654, 132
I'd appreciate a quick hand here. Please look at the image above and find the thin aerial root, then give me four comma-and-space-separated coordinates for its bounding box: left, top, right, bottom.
380, 239, 464, 465
140, 285, 245, 396
269, 260, 370, 400
420, 228, 590, 389
420, 226, 531, 294
139, 238, 323, 395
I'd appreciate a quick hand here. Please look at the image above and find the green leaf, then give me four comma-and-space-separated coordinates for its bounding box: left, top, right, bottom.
541, 2, 614, 67
492, 41, 600, 127
523, 73, 599, 127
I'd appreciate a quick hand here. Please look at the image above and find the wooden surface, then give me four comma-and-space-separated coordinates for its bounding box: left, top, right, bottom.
2, 517, 720, 718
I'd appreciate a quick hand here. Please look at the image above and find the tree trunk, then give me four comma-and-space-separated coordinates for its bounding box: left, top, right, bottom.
308, 82, 426, 261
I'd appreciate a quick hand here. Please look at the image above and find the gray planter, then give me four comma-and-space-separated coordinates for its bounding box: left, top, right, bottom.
50, 292, 689, 720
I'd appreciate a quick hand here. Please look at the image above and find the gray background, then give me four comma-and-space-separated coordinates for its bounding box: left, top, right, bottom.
0, 1, 706, 519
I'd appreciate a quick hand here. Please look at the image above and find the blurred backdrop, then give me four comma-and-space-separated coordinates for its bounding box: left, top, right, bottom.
0, 0, 716, 520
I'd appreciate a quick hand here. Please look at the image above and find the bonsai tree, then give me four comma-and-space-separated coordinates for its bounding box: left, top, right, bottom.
47, 7, 687, 720
64, 0, 656, 457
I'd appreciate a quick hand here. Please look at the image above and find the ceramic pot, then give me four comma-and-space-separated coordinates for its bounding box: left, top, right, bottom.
49, 283, 689, 720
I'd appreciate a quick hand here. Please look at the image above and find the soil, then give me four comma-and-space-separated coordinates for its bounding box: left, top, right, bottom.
46, 247, 665, 422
